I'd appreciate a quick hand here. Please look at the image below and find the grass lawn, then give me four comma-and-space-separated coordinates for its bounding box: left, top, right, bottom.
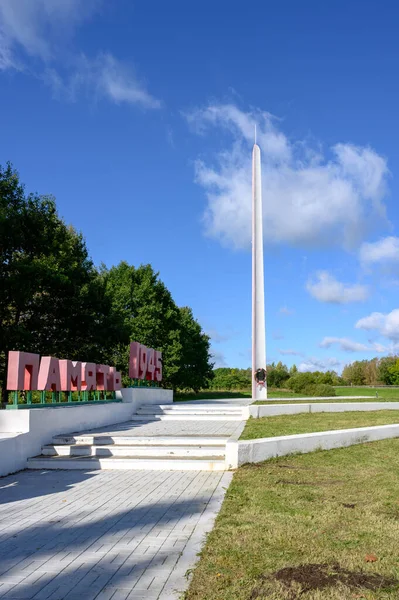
241, 410, 399, 440
175, 390, 316, 401
336, 387, 399, 400
255, 398, 398, 404
184, 439, 399, 599
175, 387, 399, 402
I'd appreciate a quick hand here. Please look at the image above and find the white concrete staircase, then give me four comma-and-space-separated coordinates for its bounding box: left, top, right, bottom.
27, 435, 229, 471
27, 402, 246, 471
132, 403, 245, 421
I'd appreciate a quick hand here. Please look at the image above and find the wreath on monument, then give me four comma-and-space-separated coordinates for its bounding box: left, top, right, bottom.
254, 368, 267, 387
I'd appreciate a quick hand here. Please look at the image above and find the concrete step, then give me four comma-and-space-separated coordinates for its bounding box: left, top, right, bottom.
135, 411, 243, 418
141, 404, 244, 412
27, 455, 227, 471
136, 408, 243, 416
129, 414, 243, 422
52, 435, 229, 446
42, 444, 225, 458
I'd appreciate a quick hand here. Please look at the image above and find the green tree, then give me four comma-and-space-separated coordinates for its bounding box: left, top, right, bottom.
377, 356, 398, 385
103, 262, 213, 391
286, 371, 316, 393
0, 163, 118, 402
387, 358, 399, 385
177, 307, 214, 392
103, 262, 182, 388
364, 358, 378, 386
289, 364, 298, 376
267, 361, 290, 388
342, 361, 367, 385
209, 368, 251, 391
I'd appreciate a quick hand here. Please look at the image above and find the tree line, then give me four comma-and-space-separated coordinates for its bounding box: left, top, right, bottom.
210, 364, 345, 394
342, 357, 399, 386
0, 163, 213, 402
211, 358, 399, 391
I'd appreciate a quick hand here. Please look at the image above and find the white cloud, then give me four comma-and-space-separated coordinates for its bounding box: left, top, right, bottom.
186, 103, 389, 250
320, 337, 374, 352
0, 1, 160, 109
211, 350, 227, 368
279, 306, 295, 316
356, 309, 399, 341
0, 30, 17, 70
0, 0, 99, 63
89, 54, 160, 108
205, 328, 231, 343
306, 271, 369, 304
45, 54, 161, 109
360, 236, 399, 265
298, 357, 343, 373
320, 336, 390, 353
279, 349, 303, 356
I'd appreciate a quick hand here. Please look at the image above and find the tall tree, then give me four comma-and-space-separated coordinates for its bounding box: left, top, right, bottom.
178, 307, 214, 392
267, 361, 290, 388
103, 262, 213, 390
0, 163, 120, 402
377, 356, 398, 385
342, 361, 367, 385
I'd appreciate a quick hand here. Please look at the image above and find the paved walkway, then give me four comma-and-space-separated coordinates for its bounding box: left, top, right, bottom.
0, 399, 250, 599
70, 418, 241, 439
0, 468, 232, 600
64, 397, 251, 441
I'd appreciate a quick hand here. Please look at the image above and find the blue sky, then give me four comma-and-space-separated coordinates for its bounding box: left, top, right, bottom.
1, 0, 399, 373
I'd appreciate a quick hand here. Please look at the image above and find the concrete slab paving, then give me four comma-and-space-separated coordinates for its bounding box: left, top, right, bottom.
67, 417, 243, 439
0, 468, 232, 599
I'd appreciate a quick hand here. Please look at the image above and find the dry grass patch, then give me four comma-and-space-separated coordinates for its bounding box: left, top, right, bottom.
183, 439, 399, 599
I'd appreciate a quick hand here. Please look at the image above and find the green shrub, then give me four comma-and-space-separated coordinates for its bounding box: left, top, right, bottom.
302, 383, 336, 397
286, 372, 316, 393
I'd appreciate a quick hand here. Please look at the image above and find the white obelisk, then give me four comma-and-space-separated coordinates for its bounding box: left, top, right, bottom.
252, 136, 267, 400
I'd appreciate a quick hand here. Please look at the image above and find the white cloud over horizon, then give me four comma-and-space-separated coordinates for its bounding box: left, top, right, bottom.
0, 0, 160, 109
211, 349, 227, 368
356, 309, 399, 341
298, 356, 343, 373
279, 349, 304, 356
186, 103, 389, 250
319, 336, 386, 353
306, 271, 369, 304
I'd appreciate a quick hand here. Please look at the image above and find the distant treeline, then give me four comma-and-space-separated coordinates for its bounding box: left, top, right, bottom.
209, 363, 344, 391
210, 357, 399, 391
341, 357, 399, 386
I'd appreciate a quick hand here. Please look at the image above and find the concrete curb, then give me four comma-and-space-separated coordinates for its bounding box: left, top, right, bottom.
254, 395, 374, 404
234, 423, 399, 467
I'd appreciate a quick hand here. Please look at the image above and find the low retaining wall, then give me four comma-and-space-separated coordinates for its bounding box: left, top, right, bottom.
0, 387, 173, 476
255, 395, 373, 404
117, 387, 173, 414
226, 423, 399, 469
249, 402, 399, 418
0, 402, 133, 477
